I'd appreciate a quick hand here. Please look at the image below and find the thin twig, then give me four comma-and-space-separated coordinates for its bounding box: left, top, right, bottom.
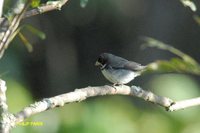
24, 0, 69, 18
168, 97, 200, 111
0, 1, 31, 58
0, 0, 70, 28
0, 0, 4, 17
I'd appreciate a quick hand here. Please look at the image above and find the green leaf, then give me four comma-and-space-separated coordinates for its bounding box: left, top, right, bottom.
143, 58, 200, 75
141, 37, 198, 65
6, 25, 45, 52
140, 37, 200, 75
31, 0, 41, 8
9, 24, 45, 44
80, 0, 89, 8
193, 15, 200, 26
18, 32, 33, 52
24, 25, 46, 40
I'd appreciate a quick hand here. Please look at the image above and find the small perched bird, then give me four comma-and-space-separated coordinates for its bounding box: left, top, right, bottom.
95, 53, 146, 85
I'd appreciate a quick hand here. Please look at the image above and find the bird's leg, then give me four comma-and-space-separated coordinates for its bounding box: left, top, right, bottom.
111, 83, 118, 91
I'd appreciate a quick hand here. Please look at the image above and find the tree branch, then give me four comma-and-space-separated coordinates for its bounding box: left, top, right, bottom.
0, 83, 195, 130
24, 0, 69, 19
0, 0, 70, 28
14, 85, 173, 124
168, 97, 200, 111
0, 0, 4, 17
0, 80, 7, 114
0, 0, 70, 59
0, 80, 12, 133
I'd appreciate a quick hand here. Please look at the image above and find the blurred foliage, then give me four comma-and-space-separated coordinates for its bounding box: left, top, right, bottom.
31, 0, 41, 8
18, 32, 33, 52
4, 0, 26, 21
141, 37, 200, 75
2, 0, 45, 57
23, 25, 46, 40
18, 25, 46, 52
80, 0, 89, 8
193, 15, 200, 26
150, 74, 200, 100
10, 24, 45, 53
6, 79, 33, 113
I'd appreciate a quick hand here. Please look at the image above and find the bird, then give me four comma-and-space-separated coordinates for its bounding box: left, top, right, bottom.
95, 53, 146, 85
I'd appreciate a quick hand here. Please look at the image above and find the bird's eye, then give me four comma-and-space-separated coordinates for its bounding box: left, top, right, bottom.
97, 56, 106, 65
98, 57, 103, 63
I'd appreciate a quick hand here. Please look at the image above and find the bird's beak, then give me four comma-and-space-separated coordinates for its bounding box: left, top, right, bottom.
95, 61, 101, 66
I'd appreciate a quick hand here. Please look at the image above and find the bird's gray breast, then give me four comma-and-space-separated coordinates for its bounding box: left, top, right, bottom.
101, 68, 139, 84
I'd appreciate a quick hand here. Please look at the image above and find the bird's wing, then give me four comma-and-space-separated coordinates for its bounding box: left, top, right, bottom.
108, 55, 145, 71
107, 55, 128, 68
123, 61, 146, 71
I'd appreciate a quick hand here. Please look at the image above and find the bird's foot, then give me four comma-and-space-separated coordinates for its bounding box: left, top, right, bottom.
112, 83, 124, 92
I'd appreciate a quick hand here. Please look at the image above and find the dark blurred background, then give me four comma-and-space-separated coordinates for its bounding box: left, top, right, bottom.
2, 0, 200, 133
